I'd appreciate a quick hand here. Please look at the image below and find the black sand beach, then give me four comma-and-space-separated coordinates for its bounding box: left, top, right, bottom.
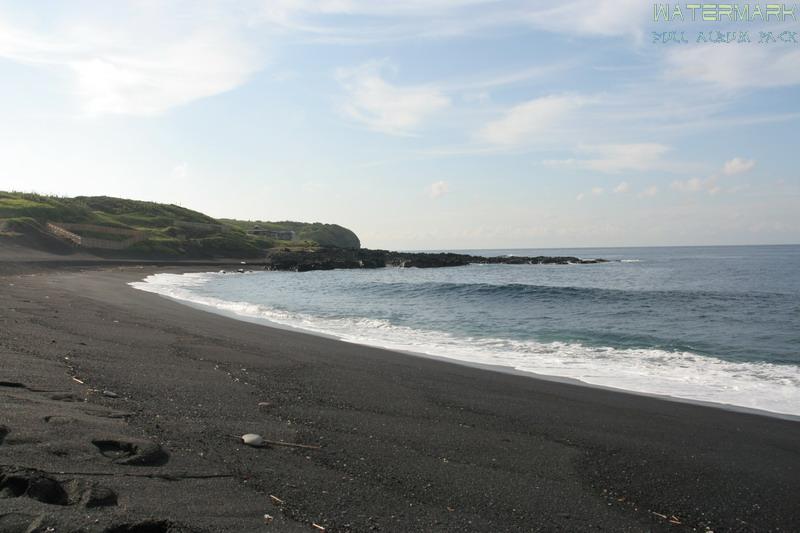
1, 262, 799, 532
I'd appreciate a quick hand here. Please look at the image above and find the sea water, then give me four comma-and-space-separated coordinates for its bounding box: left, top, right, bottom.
130, 245, 800, 417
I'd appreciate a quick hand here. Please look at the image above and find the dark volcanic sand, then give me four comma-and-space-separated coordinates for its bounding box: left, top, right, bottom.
1, 265, 799, 532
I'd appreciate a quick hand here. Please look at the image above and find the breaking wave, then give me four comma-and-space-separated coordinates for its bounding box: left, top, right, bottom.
131, 272, 800, 417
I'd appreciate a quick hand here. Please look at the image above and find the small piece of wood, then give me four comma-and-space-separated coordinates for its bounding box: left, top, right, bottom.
228, 434, 320, 450
270, 495, 284, 505
263, 439, 321, 450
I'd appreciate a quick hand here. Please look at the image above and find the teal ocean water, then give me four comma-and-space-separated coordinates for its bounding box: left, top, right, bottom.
131, 245, 800, 416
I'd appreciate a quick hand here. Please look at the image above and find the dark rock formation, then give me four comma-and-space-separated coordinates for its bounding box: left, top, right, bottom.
262, 248, 607, 272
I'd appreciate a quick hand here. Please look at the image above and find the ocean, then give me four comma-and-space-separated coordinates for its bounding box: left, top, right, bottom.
130, 245, 800, 417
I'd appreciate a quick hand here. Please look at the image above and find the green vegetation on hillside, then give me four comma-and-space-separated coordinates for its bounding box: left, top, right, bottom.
0, 192, 360, 258
221, 219, 361, 249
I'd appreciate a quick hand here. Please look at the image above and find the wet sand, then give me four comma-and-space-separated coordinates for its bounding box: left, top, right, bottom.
1, 264, 799, 532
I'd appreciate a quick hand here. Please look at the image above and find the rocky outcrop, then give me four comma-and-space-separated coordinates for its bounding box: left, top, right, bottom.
263, 248, 607, 272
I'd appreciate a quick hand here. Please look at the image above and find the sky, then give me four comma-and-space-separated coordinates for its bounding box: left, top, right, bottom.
0, 1, 798, 249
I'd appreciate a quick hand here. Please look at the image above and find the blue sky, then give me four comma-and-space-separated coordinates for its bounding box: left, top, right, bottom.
0, 1, 798, 249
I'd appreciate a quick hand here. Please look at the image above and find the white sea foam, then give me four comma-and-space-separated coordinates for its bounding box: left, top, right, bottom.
130, 272, 800, 418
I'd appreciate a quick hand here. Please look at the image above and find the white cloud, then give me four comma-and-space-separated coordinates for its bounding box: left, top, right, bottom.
263, 0, 493, 20
73, 33, 257, 116
479, 94, 586, 146
258, 1, 502, 44
260, 0, 650, 42
525, 0, 650, 39
544, 143, 672, 174
723, 157, 756, 176
427, 180, 450, 198
638, 185, 658, 198
671, 177, 706, 193
574, 185, 605, 201
336, 61, 449, 135
671, 176, 721, 195
445, 63, 574, 93
171, 162, 188, 180
577, 182, 658, 201
0, 9, 262, 116
462, 91, 491, 104
672, 158, 755, 194
666, 45, 800, 90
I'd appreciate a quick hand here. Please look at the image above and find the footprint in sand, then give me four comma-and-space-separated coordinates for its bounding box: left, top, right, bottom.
83, 407, 135, 419
0, 468, 117, 508
43, 415, 77, 425
49, 392, 83, 402
92, 438, 169, 466
104, 520, 189, 533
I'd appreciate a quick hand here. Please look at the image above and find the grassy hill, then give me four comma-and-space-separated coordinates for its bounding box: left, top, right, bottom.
221, 219, 361, 249
0, 192, 360, 258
